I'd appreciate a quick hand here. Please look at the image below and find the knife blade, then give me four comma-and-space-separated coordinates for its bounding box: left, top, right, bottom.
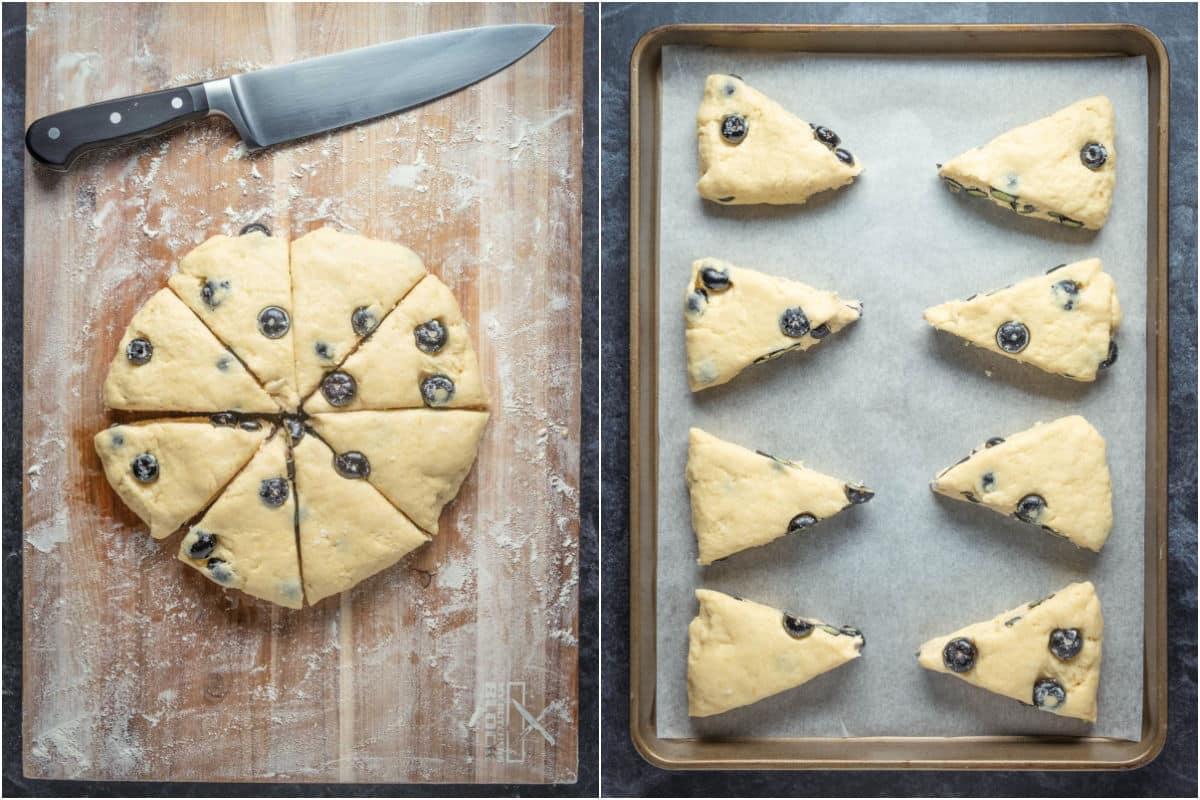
25, 24, 553, 171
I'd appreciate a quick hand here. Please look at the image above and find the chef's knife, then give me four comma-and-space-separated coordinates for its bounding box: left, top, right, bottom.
26, 24, 553, 171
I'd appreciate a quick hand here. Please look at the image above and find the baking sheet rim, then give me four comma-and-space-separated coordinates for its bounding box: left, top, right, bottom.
627, 22, 1170, 772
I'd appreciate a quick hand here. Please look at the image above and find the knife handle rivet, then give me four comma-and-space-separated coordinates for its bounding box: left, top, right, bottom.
171, 97, 183, 110
109, 112, 122, 125
47, 127, 60, 140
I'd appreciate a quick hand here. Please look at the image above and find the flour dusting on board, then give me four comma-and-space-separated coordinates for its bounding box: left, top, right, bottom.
23, 8, 581, 783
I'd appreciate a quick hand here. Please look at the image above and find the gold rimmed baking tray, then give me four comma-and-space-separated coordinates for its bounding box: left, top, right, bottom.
628, 24, 1169, 771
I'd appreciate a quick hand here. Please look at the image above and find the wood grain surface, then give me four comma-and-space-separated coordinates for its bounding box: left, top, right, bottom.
21, 2, 582, 783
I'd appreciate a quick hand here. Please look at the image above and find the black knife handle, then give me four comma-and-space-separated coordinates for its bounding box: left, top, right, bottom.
25, 84, 210, 171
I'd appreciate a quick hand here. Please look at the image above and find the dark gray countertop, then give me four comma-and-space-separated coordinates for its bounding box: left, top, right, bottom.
600, 2, 1197, 796
1, 4, 598, 796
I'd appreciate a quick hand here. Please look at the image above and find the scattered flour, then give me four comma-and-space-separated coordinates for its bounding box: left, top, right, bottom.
23, 18, 582, 783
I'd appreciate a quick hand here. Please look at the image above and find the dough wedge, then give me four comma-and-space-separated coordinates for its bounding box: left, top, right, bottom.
94, 419, 269, 539
304, 274, 487, 413
178, 432, 303, 609
932, 415, 1113, 551
688, 589, 864, 717
309, 409, 489, 535
697, 74, 862, 205
293, 431, 429, 604
685, 258, 861, 391
938, 96, 1116, 230
924, 258, 1120, 381
103, 288, 277, 413
168, 232, 298, 409
918, 581, 1102, 722
687, 427, 873, 564
290, 227, 426, 400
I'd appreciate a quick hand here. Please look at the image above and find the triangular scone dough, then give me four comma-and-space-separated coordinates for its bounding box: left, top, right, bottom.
290, 227, 427, 400
168, 232, 298, 410
303, 274, 487, 413
178, 432, 303, 609
292, 431, 429, 604
932, 415, 1112, 551
918, 581, 1102, 722
938, 96, 1116, 230
688, 589, 864, 718
93, 419, 269, 539
309, 410, 488, 535
696, 74, 862, 205
685, 258, 862, 391
103, 289, 277, 413
924, 258, 1120, 381
687, 428, 872, 564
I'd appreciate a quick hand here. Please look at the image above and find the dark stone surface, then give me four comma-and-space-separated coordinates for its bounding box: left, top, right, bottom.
600, 2, 1196, 796
1, 4, 598, 795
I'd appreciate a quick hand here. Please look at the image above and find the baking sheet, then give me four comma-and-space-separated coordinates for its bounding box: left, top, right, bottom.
655, 47, 1147, 741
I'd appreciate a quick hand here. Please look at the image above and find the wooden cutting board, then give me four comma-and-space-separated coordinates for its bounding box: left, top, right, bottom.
21, 2, 582, 783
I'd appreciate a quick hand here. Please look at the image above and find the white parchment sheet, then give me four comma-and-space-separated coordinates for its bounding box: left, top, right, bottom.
655, 47, 1148, 741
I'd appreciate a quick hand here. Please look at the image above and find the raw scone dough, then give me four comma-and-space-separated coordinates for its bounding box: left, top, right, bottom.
168, 232, 298, 409
293, 430, 429, 604
290, 227, 427, 400
97, 228, 488, 607
697, 74, 863, 205
924, 258, 1120, 381
309, 410, 489, 535
103, 288, 277, 413
931, 415, 1113, 551
918, 581, 1102, 722
93, 419, 269, 539
178, 432, 304, 609
303, 274, 487, 413
687, 428, 872, 564
685, 258, 862, 391
938, 96, 1116, 230
688, 589, 864, 717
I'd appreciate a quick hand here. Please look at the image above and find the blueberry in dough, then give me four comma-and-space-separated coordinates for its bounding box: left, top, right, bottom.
1033, 678, 1066, 710
1080, 142, 1108, 170
421, 374, 455, 406
812, 125, 840, 148
1051, 280, 1079, 311
351, 306, 378, 337
131, 452, 159, 483
699, 267, 730, 293
782, 613, 813, 639
995, 321, 1029, 353
188, 531, 216, 559
258, 477, 290, 507
779, 306, 810, 338
844, 483, 874, 504
414, 319, 448, 354
257, 306, 290, 339
942, 637, 976, 673
334, 450, 371, 479
1014, 493, 1046, 524
720, 114, 748, 144
320, 371, 357, 407
1049, 628, 1083, 660
787, 513, 818, 534
1099, 340, 1118, 370
126, 337, 153, 365
207, 558, 235, 584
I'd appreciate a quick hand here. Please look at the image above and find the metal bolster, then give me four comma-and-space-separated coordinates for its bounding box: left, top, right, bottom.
203, 78, 260, 149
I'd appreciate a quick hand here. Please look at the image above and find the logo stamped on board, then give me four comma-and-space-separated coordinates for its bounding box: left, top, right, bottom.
482, 681, 556, 763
